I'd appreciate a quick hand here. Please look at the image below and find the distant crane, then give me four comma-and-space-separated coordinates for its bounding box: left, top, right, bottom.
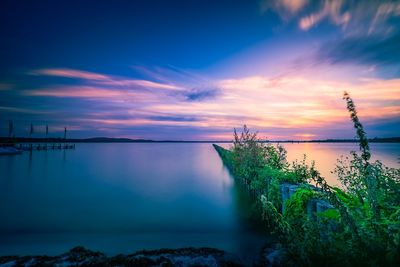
29, 123, 34, 150
7, 123, 75, 151
8, 120, 13, 138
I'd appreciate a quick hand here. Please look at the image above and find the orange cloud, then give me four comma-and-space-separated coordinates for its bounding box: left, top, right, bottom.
21, 67, 400, 140
294, 133, 316, 139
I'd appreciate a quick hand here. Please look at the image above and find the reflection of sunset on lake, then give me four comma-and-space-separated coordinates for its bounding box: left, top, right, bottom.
220, 142, 400, 186
282, 143, 400, 186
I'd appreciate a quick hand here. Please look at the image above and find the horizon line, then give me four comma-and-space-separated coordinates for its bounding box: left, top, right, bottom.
1, 136, 400, 143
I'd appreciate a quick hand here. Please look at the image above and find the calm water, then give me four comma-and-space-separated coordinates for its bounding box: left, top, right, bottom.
283, 143, 400, 186
0, 143, 266, 259
0, 143, 399, 258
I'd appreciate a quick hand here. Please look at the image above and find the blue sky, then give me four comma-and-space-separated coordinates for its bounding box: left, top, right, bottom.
1, 0, 399, 140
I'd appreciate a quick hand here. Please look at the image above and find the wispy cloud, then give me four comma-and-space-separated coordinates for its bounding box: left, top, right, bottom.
31, 68, 109, 80
266, 0, 400, 34
32, 68, 182, 90
0, 106, 49, 114
26, 67, 223, 104
4, 65, 400, 140
317, 33, 400, 69
132, 65, 212, 90
261, 0, 309, 18
309, 1, 400, 77
368, 2, 400, 35
265, 0, 400, 77
184, 88, 220, 102
298, 0, 350, 30
25, 86, 131, 98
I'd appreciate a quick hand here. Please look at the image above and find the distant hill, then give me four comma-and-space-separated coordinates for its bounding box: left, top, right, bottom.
81, 137, 154, 143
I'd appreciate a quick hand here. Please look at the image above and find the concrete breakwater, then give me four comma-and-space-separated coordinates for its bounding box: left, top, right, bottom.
212, 144, 334, 220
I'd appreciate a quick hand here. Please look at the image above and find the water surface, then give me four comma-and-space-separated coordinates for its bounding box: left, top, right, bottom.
283, 142, 399, 185
0, 143, 266, 260
0, 142, 398, 258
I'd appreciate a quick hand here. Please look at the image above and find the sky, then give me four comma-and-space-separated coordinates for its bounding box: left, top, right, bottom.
0, 0, 399, 141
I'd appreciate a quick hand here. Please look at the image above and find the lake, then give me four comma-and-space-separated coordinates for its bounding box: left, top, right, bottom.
0, 143, 399, 259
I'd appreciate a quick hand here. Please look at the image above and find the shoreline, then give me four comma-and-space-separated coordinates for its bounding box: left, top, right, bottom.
0, 245, 281, 267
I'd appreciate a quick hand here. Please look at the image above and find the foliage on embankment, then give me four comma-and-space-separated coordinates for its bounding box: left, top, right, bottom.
214, 92, 400, 266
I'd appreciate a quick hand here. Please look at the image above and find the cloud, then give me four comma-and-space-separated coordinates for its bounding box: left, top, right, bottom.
96, 79, 181, 90
298, 0, 350, 30
294, 133, 316, 139
283, 0, 309, 13
287, 1, 400, 76
26, 67, 224, 106
131, 65, 214, 95
0, 106, 49, 114
261, 0, 309, 17
4, 64, 400, 140
32, 68, 109, 80
147, 115, 201, 122
266, 0, 400, 34
32, 68, 181, 90
25, 86, 128, 98
184, 88, 220, 102
317, 33, 400, 69
369, 2, 400, 35
297, 0, 400, 34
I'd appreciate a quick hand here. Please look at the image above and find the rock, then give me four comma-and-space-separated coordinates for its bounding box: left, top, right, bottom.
0, 246, 246, 267
261, 244, 284, 267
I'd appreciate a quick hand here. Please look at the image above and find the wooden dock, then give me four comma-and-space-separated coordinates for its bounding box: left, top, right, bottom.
17, 143, 76, 151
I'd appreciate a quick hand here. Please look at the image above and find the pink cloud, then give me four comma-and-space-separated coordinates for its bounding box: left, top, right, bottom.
23, 86, 161, 102
96, 79, 181, 90
20, 65, 400, 140
261, 0, 309, 20
32, 68, 182, 90
32, 68, 109, 80
299, 0, 350, 31
26, 86, 128, 98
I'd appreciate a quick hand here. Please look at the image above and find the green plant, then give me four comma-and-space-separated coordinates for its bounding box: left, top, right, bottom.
232, 125, 267, 182
214, 92, 400, 266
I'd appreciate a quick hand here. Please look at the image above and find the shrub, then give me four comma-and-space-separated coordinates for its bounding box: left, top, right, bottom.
218, 92, 400, 266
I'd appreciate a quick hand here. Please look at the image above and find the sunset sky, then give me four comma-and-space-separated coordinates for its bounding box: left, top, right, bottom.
1, 0, 399, 140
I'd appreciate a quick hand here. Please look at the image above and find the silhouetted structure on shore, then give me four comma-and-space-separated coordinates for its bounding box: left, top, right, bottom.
1, 121, 75, 151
